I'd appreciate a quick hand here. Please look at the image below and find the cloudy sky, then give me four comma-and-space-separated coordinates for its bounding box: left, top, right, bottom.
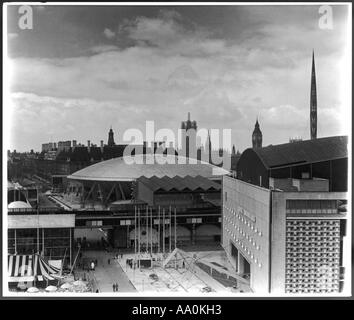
6, 4, 350, 152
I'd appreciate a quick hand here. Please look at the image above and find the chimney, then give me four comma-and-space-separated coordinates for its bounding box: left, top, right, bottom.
188, 112, 190, 121
72, 140, 76, 151
87, 140, 91, 152
100, 140, 104, 153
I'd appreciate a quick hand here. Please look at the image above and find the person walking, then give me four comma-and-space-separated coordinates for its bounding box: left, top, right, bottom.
116, 282, 119, 292
112, 283, 115, 292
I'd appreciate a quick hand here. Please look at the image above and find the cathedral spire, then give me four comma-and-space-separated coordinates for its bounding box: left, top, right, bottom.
310, 50, 317, 140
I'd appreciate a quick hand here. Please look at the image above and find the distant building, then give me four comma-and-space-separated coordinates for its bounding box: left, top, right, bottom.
231, 145, 241, 172
289, 137, 303, 143
237, 136, 348, 192
181, 112, 197, 159
42, 142, 56, 153
252, 119, 262, 149
57, 140, 71, 152
108, 127, 115, 147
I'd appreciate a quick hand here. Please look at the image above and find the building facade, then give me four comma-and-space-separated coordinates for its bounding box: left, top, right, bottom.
222, 175, 348, 294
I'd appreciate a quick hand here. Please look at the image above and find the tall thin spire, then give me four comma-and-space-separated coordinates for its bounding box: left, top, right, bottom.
310, 50, 317, 140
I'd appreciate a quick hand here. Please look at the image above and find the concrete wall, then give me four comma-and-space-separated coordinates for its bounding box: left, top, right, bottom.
269, 192, 287, 293
8, 214, 75, 229
222, 176, 271, 293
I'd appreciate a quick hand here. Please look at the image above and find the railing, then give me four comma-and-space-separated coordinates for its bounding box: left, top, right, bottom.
8, 207, 63, 214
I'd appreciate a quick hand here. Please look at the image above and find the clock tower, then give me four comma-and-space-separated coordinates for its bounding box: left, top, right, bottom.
252, 119, 263, 149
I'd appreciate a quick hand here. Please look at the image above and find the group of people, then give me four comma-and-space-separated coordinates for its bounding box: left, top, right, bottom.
126, 258, 137, 269
112, 282, 119, 292
114, 253, 124, 259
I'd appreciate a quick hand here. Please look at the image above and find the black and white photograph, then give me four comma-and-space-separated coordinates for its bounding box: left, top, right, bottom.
2, 2, 352, 299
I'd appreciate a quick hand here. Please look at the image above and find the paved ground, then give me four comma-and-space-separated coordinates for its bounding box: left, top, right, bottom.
82, 250, 136, 293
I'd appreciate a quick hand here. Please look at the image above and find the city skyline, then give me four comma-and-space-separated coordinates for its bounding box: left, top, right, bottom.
6, 4, 350, 152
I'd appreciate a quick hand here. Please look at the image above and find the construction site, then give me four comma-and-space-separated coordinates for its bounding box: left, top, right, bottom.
115, 249, 250, 294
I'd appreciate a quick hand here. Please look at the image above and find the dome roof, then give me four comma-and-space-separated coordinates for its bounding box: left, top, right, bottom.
68, 154, 229, 182
8, 201, 32, 209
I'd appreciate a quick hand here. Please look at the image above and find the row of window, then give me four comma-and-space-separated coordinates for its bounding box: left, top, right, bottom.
286, 246, 339, 251
286, 209, 338, 214
287, 227, 339, 233
285, 278, 339, 284
223, 206, 262, 236
286, 236, 340, 241
286, 220, 340, 227
286, 200, 338, 210
286, 289, 339, 293
286, 274, 339, 280
224, 217, 260, 250
224, 227, 262, 268
287, 258, 339, 268
286, 256, 340, 262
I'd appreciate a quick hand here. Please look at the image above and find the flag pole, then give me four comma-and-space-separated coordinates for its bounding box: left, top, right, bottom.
169, 206, 172, 253
158, 206, 160, 255
174, 207, 177, 250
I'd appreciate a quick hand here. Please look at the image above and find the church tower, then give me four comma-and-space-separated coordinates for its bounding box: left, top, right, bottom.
181, 112, 197, 158
107, 127, 115, 147
310, 50, 317, 140
252, 119, 262, 149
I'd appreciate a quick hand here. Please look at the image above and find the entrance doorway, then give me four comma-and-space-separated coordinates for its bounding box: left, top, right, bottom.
231, 242, 239, 271
238, 252, 251, 281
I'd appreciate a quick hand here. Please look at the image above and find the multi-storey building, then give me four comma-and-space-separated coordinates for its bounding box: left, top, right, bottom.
222, 136, 349, 294
223, 176, 348, 294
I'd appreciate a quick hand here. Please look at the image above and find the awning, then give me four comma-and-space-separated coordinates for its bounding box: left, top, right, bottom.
8, 254, 62, 282
8, 255, 35, 282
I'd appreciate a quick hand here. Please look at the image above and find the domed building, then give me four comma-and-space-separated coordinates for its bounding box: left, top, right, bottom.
65, 154, 229, 249
8, 201, 32, 209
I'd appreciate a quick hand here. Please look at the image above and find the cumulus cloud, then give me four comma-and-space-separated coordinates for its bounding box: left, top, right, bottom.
7, 8, 349, 152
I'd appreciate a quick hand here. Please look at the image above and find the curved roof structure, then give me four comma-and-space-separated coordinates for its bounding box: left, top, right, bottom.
252, 135, 347, 169
68, 154, 229, 182
8, 201, 32, 209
